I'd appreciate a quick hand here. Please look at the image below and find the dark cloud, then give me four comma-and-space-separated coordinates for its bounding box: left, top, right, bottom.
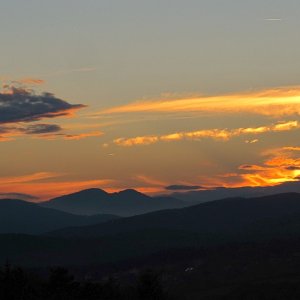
239, 165, 255, 170
165, 185, 202, 191
23, 124, 62, 134
0, 193, 39, 201
0, 88, 85, 124
0, 126, 12, 134
0, 123, 62, 138
286, 166, 300, 171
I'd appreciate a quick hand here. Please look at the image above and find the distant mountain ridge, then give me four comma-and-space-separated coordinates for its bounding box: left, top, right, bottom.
48, 192, 300, 239
0, 199, 119, 234
3, 192, 300, 266
41, 188, 186, 216
170, 181, 300, 203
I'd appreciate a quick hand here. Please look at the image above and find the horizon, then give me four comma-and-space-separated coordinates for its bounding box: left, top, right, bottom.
1, 180, 300, 203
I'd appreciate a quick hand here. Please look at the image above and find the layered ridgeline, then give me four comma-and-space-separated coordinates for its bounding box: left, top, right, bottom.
40, 188, 186, 216
0, 199, 119, 234
3, 193, 300, 266
48, 193, 300, 239
168, 181, 300, 203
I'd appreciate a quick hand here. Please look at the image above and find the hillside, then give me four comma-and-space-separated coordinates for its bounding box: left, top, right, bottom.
48, 193, 300, 239
0, 199, 119, 234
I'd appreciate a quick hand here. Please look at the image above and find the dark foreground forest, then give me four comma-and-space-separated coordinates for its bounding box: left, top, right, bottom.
3, 238, 300, 300
4, 193, 300, 299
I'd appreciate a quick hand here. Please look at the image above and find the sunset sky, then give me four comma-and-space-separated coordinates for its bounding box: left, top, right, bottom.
1, 0, 300, 200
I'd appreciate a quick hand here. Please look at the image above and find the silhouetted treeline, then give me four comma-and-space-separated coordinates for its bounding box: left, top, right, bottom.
3, 259, 300, 300
0, 264, 166, 300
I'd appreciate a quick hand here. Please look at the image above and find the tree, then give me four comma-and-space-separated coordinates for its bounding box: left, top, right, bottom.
137, 270, 165, 300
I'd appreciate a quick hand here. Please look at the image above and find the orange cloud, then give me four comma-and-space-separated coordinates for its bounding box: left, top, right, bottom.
202, 152, 300, 189
114, 121, 299, 146
33, 130, 104, 141
0, 172, 62, 184
245, 139, 259, 144
282, 146, 300, 152
0, 172, 116, 200
18, 78, 45, 85
100, 86, 300, 117
63, 131, 103, 140
0, 172, 165, 200
0, 133, 19, 142
114, 136, 159, 146
135, 175, 168, 187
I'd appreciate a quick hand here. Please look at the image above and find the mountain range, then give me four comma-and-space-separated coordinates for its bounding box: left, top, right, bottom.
0, 199, 119, 234
41, 188, 186, 216
169, 181, 300, 203
47, 192, 300, 239
2, 191, 300, 267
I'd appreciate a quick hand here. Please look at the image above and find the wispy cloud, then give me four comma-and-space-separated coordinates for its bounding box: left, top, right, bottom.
282, 146, 300, 152
63, 131, 103, 140
0, 193, 38, 201
32, 130, 104, 141
0, 123, 63, 142
264, 18, 282, 21
23, 124, 62, 134
114, 120, 299, 147
99, 87, 300, 117
1, 180, 115, 200
0, 172, 61, 184
0, 172, 115, 200
165, 185, 202, 191
17, 78, 45, 85
135, 175, 168, 187
245, 139, 259, 144
42, 67, 97, 77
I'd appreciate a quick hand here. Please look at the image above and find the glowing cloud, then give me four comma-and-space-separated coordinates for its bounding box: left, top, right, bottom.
282, 146, 300, 152
0, 172, 116, 200
0, 172, 61, 184
240, 155, 300, 187
245, 139, 259, 144
18, 78, 45, 85
63, 131, 103, 140
114, 121, 299, 147
264, 18, 282, 21
199, 147, 300, 189
100, 87, 300, 117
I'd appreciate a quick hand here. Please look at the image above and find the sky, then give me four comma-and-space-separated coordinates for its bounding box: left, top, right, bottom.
1, 0, 300, 200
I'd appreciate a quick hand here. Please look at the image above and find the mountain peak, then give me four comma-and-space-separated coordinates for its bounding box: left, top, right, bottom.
117, 189, 149, 198
69, 188, 109, 197
80, 188, 107, 193
42, 187, 183, 216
